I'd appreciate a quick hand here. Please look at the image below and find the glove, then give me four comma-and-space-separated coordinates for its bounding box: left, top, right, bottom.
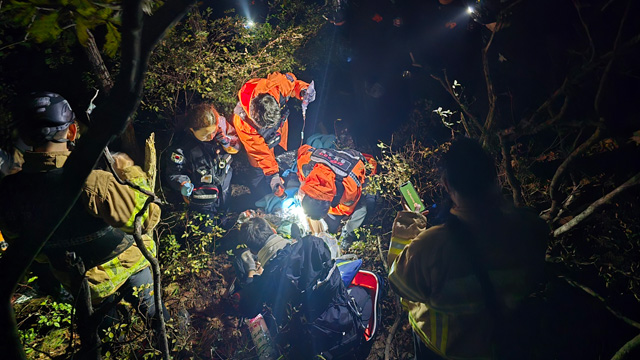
270, 175, 286, 198
388, 211, 428, 266
301, 81, 316, 117
240, 249, 257, 273
303, 80, 316, 104
223, 143, 239, 154
181, 182, 194, 197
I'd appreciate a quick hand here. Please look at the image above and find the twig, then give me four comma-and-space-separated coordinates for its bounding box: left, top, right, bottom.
611, 332, 640, 360
560, 276, 640, 330
377, 235, 388, 273
595, 0, 630, 115
480, 22, 499, 147
546, 126, 601, 221
385, 311, 404, 360
553, 171, 640, 237
572, 0, 596, 62
430, 72, 483, 138
133, 197, 170, 360
499, 134, 524, 207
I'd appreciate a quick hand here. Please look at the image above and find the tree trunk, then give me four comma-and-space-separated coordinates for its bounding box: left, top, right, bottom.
82, 28, 143, 164
83, 29, 114, 93
0, 1, 196, 358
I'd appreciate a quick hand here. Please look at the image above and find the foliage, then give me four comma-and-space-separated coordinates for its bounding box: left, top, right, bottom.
366, 141, 449, 214
142, 1, 325, 124
15, 295, 73, 357
159, 211, 224, 280
0, 0, 142, 57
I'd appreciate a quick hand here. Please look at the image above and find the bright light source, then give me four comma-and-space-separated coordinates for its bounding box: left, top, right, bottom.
467, 6, 475, 15
245, 20, 255, 29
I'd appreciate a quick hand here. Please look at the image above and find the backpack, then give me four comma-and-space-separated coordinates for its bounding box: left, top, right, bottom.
283, 236, 366, 359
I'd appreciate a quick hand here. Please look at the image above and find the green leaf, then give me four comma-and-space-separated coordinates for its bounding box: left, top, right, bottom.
74, 0, 97, 18
103, 22, 120, 57
75, 18, 89, 45
29, 12, 62, 43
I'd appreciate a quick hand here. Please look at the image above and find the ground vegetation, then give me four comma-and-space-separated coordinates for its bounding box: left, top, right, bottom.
2, 0, 640, 359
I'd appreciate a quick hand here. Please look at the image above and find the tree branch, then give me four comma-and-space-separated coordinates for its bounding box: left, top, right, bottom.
611, 333, 640, 360
499, 134, 524, 207
560, 276, 640, 330
546, 126, 602, 221
430, 71, 483, 138
480, 25, 499, 147
553, 171, 640, 237
594, 0, 630, 115
385, 311, 404, 360
133, 197, 169, 359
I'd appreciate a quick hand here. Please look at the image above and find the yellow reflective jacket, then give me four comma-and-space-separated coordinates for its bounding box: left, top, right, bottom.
0, 151, 160, 301
388, 204, 547, 360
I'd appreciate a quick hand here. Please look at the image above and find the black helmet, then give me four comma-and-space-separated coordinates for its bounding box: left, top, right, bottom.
20, 92, 76, 144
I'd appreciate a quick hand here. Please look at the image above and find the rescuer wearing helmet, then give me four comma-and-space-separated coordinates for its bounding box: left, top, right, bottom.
296, 144, 377, 250
387, 138, 547, 359
0, 92, 168, 334
163, 103, 238, 214
233, 72, 316, 199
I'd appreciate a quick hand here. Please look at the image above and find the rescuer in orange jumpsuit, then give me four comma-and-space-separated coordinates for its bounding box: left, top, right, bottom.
296, 144, 377, 249
233, 72, 315, 198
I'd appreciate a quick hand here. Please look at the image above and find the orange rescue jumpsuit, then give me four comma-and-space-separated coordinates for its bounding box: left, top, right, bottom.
233, 72, 309, 177
296, 144, 367, 217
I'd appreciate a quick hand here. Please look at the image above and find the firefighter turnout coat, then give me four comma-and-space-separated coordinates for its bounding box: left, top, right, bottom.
0, 151, 159, 301
233, 72, 309, 176
387, 205, 548, 359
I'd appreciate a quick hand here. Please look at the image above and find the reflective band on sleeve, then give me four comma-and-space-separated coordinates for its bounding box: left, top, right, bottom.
123, 178, 152, 231
389, 236, 411, 255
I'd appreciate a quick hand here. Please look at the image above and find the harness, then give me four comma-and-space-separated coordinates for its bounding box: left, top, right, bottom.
302, 148, 365, 207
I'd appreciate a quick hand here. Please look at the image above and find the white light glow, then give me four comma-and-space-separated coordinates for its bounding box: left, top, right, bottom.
467, 6, 475, 15
245, 20, 255, 29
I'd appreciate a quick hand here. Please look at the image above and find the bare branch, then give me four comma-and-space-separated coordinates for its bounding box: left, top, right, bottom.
560, 276, 640, 329
572, 0, 596, 62
385, 306, 405, 360
595, 0, 631, 115
377, 235, 389, 273
430, 72, 483, 137
499, 135, 524, 207
546, 126, 601, 221
133, 197, 169, 359
480, 24, 500, 147
611, 333, 640, 360
553, 171, 640, 237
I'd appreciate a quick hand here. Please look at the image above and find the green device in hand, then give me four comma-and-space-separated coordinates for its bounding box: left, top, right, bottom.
399, 181, 426, 212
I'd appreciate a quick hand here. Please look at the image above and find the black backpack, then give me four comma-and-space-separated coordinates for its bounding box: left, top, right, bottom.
283, 236, 366, 359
